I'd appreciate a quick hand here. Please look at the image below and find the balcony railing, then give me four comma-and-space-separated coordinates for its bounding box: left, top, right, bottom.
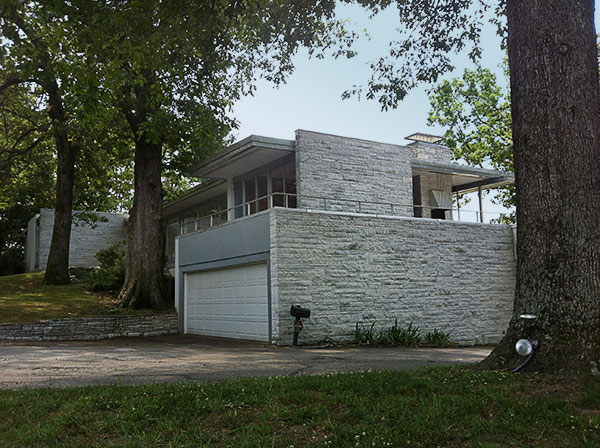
179, 192, 510, 236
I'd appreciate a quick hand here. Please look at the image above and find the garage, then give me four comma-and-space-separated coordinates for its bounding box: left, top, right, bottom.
184, 263, 269, 342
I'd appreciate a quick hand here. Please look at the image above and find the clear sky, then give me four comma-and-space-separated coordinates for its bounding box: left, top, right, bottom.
230, 3, 600, 221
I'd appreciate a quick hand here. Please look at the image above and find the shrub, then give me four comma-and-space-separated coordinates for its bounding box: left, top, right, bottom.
88, 242, 126, 292
424, 329, 451, 347
354, 320, 451, 347
387, 320, 422, 346
354, 320, 424, 346
354, 321, 378, 345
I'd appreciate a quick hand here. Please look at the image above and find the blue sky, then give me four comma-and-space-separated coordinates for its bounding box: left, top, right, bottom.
231, 4, 600, 220
233, 3, 506, 142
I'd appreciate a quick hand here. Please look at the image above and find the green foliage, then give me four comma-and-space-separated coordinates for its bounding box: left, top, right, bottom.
354, 320, 434, 347
386, 320, 423, 346
424, 328, 451, 347
0, 2, 137, 275
88, 242, 126, 292
354, 321, 378, 345
428, 64, 515, 222
65, 0, 356, 172
344, 0, 501, 110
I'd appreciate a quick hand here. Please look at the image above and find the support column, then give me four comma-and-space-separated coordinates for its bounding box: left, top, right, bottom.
478, 186, 484, 223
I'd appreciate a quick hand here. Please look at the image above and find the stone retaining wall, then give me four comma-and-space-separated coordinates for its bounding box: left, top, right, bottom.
0, 312, 178, 341
270, 208, 516, 346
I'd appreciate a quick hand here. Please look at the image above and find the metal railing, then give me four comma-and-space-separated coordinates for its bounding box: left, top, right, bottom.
179, 192, 510, 236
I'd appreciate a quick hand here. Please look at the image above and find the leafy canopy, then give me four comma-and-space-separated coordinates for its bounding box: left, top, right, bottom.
427, 64, 514, 217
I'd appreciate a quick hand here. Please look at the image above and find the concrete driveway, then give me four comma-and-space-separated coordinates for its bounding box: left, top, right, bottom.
0, 335, 492, 389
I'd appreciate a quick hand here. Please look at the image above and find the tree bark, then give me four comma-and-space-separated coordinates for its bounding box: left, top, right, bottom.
118, 136, 167, 309
480, 0, 600, 374
43, 82, 77, 285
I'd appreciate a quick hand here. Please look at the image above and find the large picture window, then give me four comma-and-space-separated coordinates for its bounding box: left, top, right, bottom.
234, 157, 296, 217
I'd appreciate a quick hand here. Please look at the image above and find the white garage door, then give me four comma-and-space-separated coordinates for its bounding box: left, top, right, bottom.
184, 263, 269, 341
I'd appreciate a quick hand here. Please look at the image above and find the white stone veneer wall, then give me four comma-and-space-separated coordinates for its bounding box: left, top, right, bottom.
295, 130, 414, 216
270, 208, 515, 346
34, 208, 128, 271
409, 141, 452, 162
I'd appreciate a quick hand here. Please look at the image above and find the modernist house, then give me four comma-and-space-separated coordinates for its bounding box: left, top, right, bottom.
166, 130, 516, 346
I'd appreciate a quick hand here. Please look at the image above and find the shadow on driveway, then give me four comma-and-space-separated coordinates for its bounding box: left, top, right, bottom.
0, 334, 492, 389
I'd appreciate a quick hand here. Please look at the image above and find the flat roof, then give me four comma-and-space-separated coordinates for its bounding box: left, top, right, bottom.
189, 135, 295, 179
411, 159, 515, 193
162, 179, 227, 220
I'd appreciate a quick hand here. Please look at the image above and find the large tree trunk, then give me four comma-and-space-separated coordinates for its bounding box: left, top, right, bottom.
118, 137, 167, 309
43, 83, 77, 285
481, 0, 600, 374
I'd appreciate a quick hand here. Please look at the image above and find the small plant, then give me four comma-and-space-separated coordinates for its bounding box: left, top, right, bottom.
88, 242, 126, 291
355, 320, 424, 347
424, 328, 451, 347
388, 320, 422, 346
354, 321, 378, 345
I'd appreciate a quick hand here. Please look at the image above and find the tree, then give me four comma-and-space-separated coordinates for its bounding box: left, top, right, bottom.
427, 65, 515, 222
1, 2, 85, 284
58, 0, 354, 309
0, 86, 55, 274
352, 0, 599, 374
480, 0, 600, 373
0, 78, 137, 276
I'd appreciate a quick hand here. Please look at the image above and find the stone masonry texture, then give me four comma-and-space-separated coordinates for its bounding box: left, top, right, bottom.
33, 209, 128, 271
270, 208, 515, 346
295, 130, 414, 216
0, 312, 178, 341
409, 141, 452, 163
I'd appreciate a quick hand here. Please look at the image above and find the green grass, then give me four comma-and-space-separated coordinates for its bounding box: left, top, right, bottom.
0, 272, 148, 323
1, 367, 598, 447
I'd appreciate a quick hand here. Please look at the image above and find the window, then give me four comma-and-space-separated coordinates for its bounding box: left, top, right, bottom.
244, 178, 256, 214
271, 165, 285, 207
257, 175, 268, 211
284, 161, 297, 208
233, 157, 296, 218
234, 181, 243, 218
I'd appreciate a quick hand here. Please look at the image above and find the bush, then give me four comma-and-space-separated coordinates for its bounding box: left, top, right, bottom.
386, 320, 422, 346
88, 242, 126, 292
424, 328, 451, 347
354, 320, 450, 347
354, 322, 378, 345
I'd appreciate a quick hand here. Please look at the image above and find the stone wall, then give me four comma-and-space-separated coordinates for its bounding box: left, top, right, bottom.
294, 130, 414, 216
31, 209, 128, 272
409, 141, 452, 163
270, 208, 515, 346
0, 312, 178, 341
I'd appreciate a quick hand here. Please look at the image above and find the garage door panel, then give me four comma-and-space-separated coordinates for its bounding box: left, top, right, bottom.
185, 263, 269, 342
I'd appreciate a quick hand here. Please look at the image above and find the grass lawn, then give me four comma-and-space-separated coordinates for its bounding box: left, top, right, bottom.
0, 367, 598, 447
0, 272, 148, 323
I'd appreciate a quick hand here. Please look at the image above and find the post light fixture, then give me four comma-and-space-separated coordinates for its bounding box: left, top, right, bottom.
512, 314, 540, 373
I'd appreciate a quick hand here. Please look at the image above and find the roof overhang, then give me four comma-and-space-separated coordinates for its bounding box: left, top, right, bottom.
411, 159, 514, 194
162, 179, 227, 220
189, 135, 295, 179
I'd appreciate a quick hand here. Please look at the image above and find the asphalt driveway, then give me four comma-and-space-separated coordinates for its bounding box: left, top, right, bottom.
0, 335, 492, 389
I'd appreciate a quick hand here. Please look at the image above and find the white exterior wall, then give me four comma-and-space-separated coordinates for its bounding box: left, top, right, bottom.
295, 130, 414, 215
25, 214, 39, 272
32, 209, 128, 271
410, 141, 453, 162
270, 208, 515, 346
